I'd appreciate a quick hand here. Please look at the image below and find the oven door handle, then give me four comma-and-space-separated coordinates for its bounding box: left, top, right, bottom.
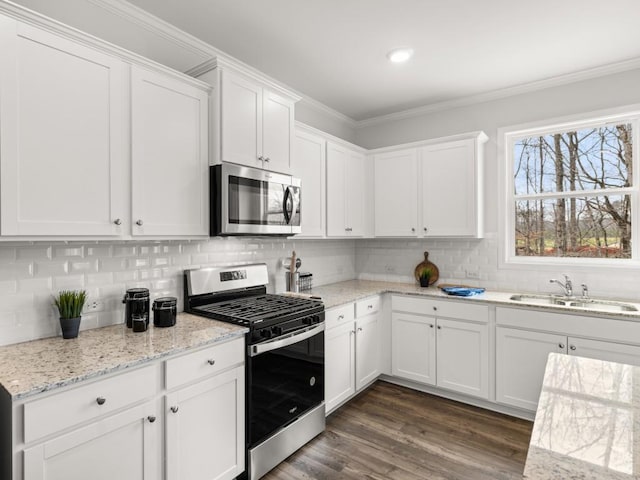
249, 323, 325, 357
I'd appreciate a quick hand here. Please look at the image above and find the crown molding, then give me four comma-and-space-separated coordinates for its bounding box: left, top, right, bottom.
0, 0, 211, 90
295, 121, 365, 152
355, 57, 640, 129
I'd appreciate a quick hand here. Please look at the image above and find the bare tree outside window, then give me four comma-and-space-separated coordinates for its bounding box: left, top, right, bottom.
512, 123, 633, 259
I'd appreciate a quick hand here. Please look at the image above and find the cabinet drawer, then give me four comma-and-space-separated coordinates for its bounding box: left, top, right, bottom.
24, 364, 157, 444
392, 295, 488, 323
355, 296, 380, 317
165, 337, 244, 390
325, 303, 355, 330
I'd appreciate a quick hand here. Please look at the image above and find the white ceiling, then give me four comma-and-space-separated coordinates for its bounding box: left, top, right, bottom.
124, 0, 640, 121
11, 0, 640, 122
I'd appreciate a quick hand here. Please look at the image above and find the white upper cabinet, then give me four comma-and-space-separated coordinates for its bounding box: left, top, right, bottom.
326, 142, 367, 237
202, 65, 297, 174
420, 134, 487, 237
131, 66, 209, 237
293, 127, 326, 237
370, 131, 487, 239
374, 149, 418, 237
0, 19, 127, 236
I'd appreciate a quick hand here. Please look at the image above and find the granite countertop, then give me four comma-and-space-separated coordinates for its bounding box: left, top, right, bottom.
306, 280, 640, 320
0, 313, 247, 400
524, 353, 640, 480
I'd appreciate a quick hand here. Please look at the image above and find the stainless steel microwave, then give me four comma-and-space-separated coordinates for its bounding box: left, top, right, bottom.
210, 163, 301, 236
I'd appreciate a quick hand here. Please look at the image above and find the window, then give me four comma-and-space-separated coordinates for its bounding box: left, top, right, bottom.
504, 112, 638, 263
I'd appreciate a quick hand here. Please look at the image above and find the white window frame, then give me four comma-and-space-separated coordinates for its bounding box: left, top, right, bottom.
498, 106, 640, 270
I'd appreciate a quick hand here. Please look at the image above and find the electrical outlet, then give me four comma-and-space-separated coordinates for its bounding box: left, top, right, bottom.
84, 301, 104, 313
465, 269, 480, 280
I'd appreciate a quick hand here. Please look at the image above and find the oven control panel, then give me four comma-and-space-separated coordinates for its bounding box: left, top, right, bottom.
251, 313, 324, 344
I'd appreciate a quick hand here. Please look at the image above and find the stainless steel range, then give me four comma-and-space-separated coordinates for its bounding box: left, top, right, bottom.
184, 264, 325, 480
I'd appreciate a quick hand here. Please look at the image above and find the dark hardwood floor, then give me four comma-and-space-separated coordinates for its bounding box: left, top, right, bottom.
263, 381, 533, 480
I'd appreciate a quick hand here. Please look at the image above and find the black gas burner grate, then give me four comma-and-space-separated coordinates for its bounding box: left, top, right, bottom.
194, 294, 322, 325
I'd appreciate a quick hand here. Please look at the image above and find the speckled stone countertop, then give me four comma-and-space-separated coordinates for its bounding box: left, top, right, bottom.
0, 313, 247, 400
306, 280, 640, 320
524, 353, 640, 479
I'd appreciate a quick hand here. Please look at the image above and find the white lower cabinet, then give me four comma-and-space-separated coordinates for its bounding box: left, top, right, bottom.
496, 307, 640, 412
325, 297, 380, 413
9, 338, 245, 480
23, 401, 160, 480
495, 327, 566, 411
165, 366, 245, 480
391, 296, 489, 400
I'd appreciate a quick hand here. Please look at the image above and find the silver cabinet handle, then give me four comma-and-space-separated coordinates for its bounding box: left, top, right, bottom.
136, 220, 143, 226
96, 397, 106, 406
569, 345, 576, 351
345, 227, 353, 232
338, 315, 344, 320
357, 327, 363, 332
113, 219, 122, 226
207, 359, 216, 366
559, 343, 565, 349
264, 157, 270, 162
350, 330, 355, 335
258, 155, 264, 161
170, 406, 179, 414
437, 325, 442, 330
429, 324, 434, 328
367, 305, 373, 309
147, 415, 156, 423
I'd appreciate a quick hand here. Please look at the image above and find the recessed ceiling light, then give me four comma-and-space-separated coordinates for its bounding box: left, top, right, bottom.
387, 48, 414, 63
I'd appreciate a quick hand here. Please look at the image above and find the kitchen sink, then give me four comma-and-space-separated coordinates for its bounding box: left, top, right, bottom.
509, 294, 638, 313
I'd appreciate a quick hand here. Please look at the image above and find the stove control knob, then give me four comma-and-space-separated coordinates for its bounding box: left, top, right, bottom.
271, 326, 282, 336
260, 329, 271, 339
303, 317, 312, 325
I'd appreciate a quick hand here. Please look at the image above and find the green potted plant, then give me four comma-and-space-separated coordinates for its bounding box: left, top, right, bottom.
418, 266, 432, 288
54, 290, 87, 339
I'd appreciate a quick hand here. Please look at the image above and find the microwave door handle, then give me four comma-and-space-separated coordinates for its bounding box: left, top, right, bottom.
288, 186, 298, 225
249, 323, 325, 357
282, 186, 291, 224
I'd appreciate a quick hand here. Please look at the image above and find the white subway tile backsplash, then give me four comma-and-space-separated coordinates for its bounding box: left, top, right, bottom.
0, 247, 17, 263
0, 263, 34, 280
113, 270, 138, 283
86, 272, 114, 286
18, 278, 52, 293
53, 246, 84, 259
16, 246, 51, 262
113, 246, 138, 257
86, 245, 113, 257
98, 258, 128, 272
70, 260, 98, 273
0, 280, 18, 295
53, 274, 85, 291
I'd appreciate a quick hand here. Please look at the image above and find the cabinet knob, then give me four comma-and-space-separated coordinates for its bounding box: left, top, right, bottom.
569, 345, 576, 351
96, 397, 106, 406
411, 227, 415, 232
338, 315, 344, 320
258, 155, 264, 161
136, 220, 143, 226
147, 415, 156, 423
357, 327, 363, 332
170, 406, 179, 414
433, 306, 437, 311
113, 219, 122, 226
264, 157, 270, 162
429, 324, 434, 328
350, 330, 355, 335
367, 305, 373, 309
424, 227, 428, 232
437, 325, 442, 330
207, 359, 216, 366
559, 343, 565, 349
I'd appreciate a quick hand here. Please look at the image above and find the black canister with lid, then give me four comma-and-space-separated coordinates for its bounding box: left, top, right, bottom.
123, 288, 150, 328
153, 296, 177, 327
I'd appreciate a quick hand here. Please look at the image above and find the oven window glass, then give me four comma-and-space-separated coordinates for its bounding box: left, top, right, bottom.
248, 332, 324, 446
228, 176, 288, 226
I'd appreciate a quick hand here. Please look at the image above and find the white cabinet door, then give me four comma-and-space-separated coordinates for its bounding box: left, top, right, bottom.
436, 318, 489, 399
0, 20, 127, 236
262, 90, 293, 174
346, 150, 366, 236
23, 401, 159, 480
220, 70, 262, 168
293, 129, 325, 237
166, 366, 245, 480
568, 337, 640, 366
496, 327, 566, 411
326, 142, 366, 237
325, 321, 356, 412
355, 313, 380, 391
391, 312, 436, 385
374, 149, 418, 237
420, 138, 480, 237
131, 67, 209, 236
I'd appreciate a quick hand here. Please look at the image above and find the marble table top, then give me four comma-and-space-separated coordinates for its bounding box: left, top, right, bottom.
524, 353, 640, 479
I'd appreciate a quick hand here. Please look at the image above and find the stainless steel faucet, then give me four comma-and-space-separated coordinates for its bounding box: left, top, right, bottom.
550, 274, 573, 297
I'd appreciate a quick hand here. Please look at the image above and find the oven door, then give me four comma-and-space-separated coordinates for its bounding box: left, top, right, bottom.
247, 323, 324, 447
215, 163, 300, 235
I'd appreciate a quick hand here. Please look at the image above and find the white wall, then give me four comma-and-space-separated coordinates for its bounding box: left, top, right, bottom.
355, 68, 640, 300
0, 238, 356, 346
295, 101, 357, 144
